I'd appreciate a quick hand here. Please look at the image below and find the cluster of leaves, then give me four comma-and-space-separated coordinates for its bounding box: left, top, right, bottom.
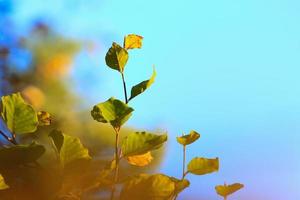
90, 34, 244, 200
0, 34, 244, 200
0, 93, 91, 199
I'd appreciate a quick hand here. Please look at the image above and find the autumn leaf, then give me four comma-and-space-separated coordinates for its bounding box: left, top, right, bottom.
37, 111, 52, 126
0, 175, 9, 190
215, 183, 244, 199
176, 130, 200, 146
121, 174, 190, 200
120, 174, 174, 200
187, 157, 219, 175
124, 34, 143, 50
126, 151, 153, 167
170, 177, 190, 195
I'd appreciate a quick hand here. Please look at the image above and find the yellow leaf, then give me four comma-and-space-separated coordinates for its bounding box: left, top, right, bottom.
176, 130, 200, 146
120, 174, 175, 200
124, 34, 143, 50
215, 183, 244, 198
187, 157, 219, 175
0, 174, 9, 190
126, 151, 153, 167
37, 111, 52, 126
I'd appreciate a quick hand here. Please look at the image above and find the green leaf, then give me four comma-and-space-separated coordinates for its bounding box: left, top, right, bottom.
0, 174, 9, 190
1, 93, 38, 134
129, 68, 156, 101
121, 132, 167, 157
120, 174, 175, 200
49, 129, 64, 153
187, 157, 219, 175
215, 183, 244, 198
105, 42, 128, 73
91, 97, 134, 128
0, 143, 45, 167
176, 130, 200, 146
124, 34, 143, 50
49, 130, 91, 167
169, 177, 190, 195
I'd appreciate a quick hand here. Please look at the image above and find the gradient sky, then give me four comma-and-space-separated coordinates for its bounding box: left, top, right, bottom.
9, 0, 300, 199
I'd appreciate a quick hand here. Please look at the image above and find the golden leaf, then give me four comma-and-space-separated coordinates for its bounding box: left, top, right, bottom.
176, 130, 200, 146
126, 151, 153, 167
124, 34, 143, 50
37, 111, 52, 126
215, 183, 244, 198
0, 174, 9, 190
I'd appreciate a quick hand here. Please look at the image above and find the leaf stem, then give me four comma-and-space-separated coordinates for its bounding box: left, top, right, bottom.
110, 127, 120, 200
11, 132, 17, 144
109, 64, 128, 200
174, 145, 187, 200
114, 128, 120, 182
121, 73, 128, 104
182, 145, 186, 179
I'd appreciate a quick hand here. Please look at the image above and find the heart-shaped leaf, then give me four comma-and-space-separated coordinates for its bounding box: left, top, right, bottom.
187, 157, 219, 175
121, 132, 167, 157
120, 174, 175, 200
129, 68, 156, 102
49, 130, 91, 167
1, 93, 38, 134
0, 174, 8, 190
123, 34, 143, 50
105, 42, 128, 73
126, 151, 153, 167
0, 143, 45, 167
176, 130, 200, 146
215, 183, 244, 198
91, 97, 134, 128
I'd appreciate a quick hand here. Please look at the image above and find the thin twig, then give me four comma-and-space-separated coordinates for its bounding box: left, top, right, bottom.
174, 145, 188, 200
0, 130, 17, 145
0, 130, 11, 142
110, 127, 120, 200
182, 145, 186, 179
109, 71, 128, 199
11, 132, 17, 144
121, 73, 128, 104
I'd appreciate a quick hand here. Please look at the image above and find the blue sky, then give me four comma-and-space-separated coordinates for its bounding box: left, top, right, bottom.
7, 0, 300, 199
